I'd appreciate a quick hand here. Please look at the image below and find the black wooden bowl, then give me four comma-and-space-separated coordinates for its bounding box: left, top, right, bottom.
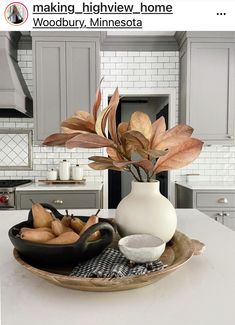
8, 203, 114, 266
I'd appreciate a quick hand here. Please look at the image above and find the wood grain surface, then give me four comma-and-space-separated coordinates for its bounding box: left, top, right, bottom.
13, 231, 204, 292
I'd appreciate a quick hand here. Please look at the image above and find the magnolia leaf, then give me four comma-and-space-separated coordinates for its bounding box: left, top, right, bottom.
151, 116, 166, 148
43, 133, 80, 146
129, 111, 152, 140
113, 160, 136, 168
108, 87, 120, 144
89, 162, 123, 171
74, 111, 95, 124
117, 122, 128, 140
137, 148, 168, 159
88, 156, 113, 163
106, 147, 123, 161
135, 160, 154, 172
61, 126, 83, 134
66, 133, 114, 149
121, 130, 149, 150
92, 86, 102, 120
154, 138, 203, 173
61, 117, 95, 133
153, 124, 194, 150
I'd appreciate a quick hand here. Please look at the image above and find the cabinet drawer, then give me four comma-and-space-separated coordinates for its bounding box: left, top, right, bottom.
196, 192, 235, 208
201, 210, 235, 231
17, 191, 99, 210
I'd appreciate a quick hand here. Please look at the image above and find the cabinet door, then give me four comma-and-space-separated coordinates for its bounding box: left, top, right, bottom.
66, 42, 97, 116
34, 41, 66, 142
222, 211, 235, 231
189, 43, 235, 143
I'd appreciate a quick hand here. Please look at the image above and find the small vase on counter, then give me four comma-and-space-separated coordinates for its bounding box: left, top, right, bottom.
72, 164, 83, 181
46, 169, 58, 181
59, 160, 70, 180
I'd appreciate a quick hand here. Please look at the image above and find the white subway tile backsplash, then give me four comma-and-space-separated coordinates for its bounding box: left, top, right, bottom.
0, 49, 234, 184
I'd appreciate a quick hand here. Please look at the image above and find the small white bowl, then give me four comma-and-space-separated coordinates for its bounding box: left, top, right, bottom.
118, 234, 166, 263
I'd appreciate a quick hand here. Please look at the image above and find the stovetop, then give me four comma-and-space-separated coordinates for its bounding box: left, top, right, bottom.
0, 179, 32, 189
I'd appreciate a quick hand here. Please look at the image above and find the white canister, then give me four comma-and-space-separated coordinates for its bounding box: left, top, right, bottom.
72, 165, 83, 181
47, 169, 58, 181
59, 160, 70, 180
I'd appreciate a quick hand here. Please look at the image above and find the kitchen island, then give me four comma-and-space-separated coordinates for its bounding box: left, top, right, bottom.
1, 209, 235, 325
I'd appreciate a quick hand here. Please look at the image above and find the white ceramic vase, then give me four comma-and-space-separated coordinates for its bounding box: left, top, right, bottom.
115, 181, 177, 243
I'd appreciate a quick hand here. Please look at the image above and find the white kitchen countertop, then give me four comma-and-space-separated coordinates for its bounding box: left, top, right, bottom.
1, 209, 235, 325
16, 181, 103, 191
176, 181, 235, 190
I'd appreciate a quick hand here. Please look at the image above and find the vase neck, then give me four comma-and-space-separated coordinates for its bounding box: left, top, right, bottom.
131, 181, 160, 195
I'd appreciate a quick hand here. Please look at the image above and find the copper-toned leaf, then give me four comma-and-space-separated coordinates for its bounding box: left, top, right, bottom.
106, 147, 123, 161
121, 130, 149, 159
129, 112, 152, 140
74, 111, 95, 124
121, 130, 149, 150
66, 133, 114, 149
151, 116, 166, 147
153, 124, 194, 150
137, 148, 168, 159
61, 126, 82, 134
92, 86, 102, 120
108, 87, 120, 144
117, 122, 128, 140
61, 117, 95, 133
88, 156, 113, 163
43, 133, 80, 146
113, 159, 154, 172
113, 160, 136, 168
89, 162, 123, 171
135, 160, 154, 172
154, 138, 203, 174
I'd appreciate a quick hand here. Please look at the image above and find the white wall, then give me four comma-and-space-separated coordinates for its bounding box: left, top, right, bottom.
0, 48, 234, 184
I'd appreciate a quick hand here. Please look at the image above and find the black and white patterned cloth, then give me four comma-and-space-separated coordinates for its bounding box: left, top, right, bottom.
70, 248, 165, 278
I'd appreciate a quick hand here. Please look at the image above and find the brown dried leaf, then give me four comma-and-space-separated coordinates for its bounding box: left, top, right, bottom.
61, 126, 82, 134
137, 148, 168, 159
153, 124, 194, 150
66, 133, 114, 149
151, 116, 166, 147
108, 88, 120, 144
42, 133, 80, 146
61, 117, 95, 133
106, 147, 123, 161
89, 162, 123, 171
117, 122, 128, 140
92, 87, 102, 121
113, 159, 154, 172
135, 160, 154, 172
154, 138, 203, 174
74, 111, 95, 124
129, 112, 152, 140
88, 156, 113, 163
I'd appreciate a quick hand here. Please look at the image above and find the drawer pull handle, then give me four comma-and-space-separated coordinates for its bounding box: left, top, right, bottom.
223, 212, 230, 217
227, 135, 234, 139
218, 198, 228, 204
216, 213, 223, 217
53, 200, 63, 205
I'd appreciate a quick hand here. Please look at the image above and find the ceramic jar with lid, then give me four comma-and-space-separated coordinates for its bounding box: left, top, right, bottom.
59, 160, 70, 180
72, 164, 83, 181
46, 169, 58, 181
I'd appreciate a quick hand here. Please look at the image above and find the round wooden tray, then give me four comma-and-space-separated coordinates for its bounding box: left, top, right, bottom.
13, 231, 205, 292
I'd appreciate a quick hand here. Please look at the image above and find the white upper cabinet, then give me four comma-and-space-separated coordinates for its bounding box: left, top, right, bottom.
178, 32, 235, 144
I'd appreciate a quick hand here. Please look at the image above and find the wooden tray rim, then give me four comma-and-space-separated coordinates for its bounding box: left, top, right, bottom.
13, 231, 197, 290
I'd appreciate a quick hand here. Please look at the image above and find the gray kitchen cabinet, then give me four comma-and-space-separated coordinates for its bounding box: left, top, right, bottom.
16, 190, 102, 210
177, 32, 235, 144
176, 183, 235, 231
32, 32, 100, 143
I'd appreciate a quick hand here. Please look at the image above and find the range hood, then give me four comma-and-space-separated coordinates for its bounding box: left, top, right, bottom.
0, 32, 33, 117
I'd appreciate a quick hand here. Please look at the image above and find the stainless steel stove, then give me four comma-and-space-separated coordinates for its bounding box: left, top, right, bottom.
0, 180, 32, 209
